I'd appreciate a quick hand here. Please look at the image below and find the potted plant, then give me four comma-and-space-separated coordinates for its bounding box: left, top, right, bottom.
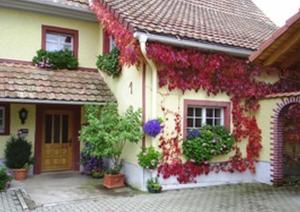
80, 103, 143, 189
147, 177, 162, 193
4, 136, 32, 181
137, 146, 161, 170
0, 166, 12, 191
91, 168, 105, 179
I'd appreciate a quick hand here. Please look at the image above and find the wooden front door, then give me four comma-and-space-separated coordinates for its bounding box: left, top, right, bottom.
41, 110, 73, 172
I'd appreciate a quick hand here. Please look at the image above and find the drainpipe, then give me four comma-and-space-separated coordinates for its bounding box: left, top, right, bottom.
134, 33, 158, 119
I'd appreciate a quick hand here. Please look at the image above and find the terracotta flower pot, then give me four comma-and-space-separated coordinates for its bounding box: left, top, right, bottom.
13, 168, 28, 181
103, 173, 125, 189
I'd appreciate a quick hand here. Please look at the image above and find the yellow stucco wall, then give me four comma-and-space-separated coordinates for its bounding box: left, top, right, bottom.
0, 104, 36, 159
100, 65, 144, 164
0, 7, 100, 68
256, 98, 282, 161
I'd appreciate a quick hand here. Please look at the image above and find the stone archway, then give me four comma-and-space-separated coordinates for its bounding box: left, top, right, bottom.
270, 96, 300, 184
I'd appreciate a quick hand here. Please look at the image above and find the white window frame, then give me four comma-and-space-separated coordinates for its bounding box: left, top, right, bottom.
0, 106, 5, 134
45, 32, 74, 52
186, 106, 224, 132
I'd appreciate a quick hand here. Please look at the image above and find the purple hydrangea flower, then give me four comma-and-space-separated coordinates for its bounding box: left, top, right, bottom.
187, 129, 200, 139
143, 119, 162, 137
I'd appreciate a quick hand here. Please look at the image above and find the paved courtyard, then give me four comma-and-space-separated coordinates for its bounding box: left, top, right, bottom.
1, 182, 300, 212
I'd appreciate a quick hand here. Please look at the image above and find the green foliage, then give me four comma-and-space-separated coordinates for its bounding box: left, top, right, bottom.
32, 49, 78, 70
0, 166, 12, 191
80, 102, 143, 171
4, 136, 32, 169
96, 48, 121, 77
182, 126, 234, 164
147, 177, 162, 193
137, 146, 161, 169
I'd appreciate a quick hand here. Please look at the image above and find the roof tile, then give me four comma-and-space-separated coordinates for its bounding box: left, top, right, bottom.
99, 0, 277, 50
0, 61, 115, 103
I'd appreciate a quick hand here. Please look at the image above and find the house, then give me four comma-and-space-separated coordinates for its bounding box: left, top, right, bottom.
0, 0, 298, 191
0, 0, 115, 174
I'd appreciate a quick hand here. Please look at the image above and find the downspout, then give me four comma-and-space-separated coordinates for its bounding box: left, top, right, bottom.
134, 33, 158, 191
134, 33, 158, 120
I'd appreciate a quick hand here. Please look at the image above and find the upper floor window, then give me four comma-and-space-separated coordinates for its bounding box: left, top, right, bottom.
42, 25, 79, 57
0, 104, 10, 135
184, 100, 230, 137
103, 31, 116, 53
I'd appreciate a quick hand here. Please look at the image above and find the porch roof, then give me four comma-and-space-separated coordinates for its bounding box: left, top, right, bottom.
250, 9, 300, 69
0, 61, 115, 104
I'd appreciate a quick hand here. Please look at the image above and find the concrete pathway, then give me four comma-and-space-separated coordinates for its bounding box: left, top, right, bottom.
1, 172, 300, 212
32, 183, 300, 212
11, 171, 141, 206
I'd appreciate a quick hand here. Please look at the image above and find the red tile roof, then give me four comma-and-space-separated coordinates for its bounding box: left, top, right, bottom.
0, 61, 114, 104
98, 0, 277, 50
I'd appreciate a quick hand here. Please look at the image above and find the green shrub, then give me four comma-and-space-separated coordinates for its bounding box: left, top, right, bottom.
0, 166, 12, 191
80, 103, 143, 173
147, 177, 162, 193
182, 125, 234, 164
32, 49, 78, 70
137, 146, 161, 169
5, 136, 32, 169
96, 48, 121, 77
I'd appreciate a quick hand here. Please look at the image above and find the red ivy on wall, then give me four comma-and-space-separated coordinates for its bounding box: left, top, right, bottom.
91, 0, 141, 65
146, 43, 300, 183
91, 1, 300, 183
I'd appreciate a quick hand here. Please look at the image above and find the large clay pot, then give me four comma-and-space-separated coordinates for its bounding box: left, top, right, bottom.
103, 173, 125, 189
13, 168, 28, 181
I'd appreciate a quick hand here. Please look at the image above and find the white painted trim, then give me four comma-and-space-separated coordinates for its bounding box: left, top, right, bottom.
0, 0, 96, 22
134, 32, 253, 58
0, 98, 105, 105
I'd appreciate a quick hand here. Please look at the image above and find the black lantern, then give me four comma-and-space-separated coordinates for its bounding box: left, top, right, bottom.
19, 108, 28, 124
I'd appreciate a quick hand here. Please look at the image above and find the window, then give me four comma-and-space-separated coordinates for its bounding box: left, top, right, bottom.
187, 107, 224, 132
0, 104, 10, 135
103, 31, 116, 53
184, 100, 230, 137
42, 25, 78, 57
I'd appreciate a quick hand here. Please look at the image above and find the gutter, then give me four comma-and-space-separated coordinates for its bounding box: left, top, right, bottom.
134, 31, 253, 58
0, 98, 106, 105
0, 0, 96, 22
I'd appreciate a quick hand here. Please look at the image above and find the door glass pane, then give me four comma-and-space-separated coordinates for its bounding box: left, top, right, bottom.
53, 115, 60, 143
45, 115, 52, 144
62, 115, 69, 143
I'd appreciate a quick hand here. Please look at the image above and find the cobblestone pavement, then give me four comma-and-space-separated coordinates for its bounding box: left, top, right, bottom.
2, 183, 300, 212
0, 190, 23, 212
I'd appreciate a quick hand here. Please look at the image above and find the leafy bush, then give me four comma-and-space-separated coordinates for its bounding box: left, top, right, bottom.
137, 146, 161, 169
5, 136, 32, 169
147, 177, 162, 193
0, 166, 12, 191
182, 126, 234, 164
80, 102, 143, 173
96, 48, 121, 77
32, 49, 78, 70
